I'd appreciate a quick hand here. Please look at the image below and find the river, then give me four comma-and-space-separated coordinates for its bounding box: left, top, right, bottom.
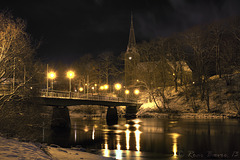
42, 117, 240, 160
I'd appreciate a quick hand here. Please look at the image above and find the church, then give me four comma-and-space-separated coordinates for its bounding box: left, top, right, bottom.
124, 14, 140, 88
124, 14, 192, 89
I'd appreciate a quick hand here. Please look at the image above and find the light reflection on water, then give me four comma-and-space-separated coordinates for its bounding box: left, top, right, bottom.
44, 118, 240, 160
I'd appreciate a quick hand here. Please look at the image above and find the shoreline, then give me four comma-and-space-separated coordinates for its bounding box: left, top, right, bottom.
137, 112, 240, 119
70, 111, 240, 119
0, 135, 114, 160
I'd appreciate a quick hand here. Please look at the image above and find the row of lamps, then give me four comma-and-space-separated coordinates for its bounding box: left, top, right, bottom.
47, 71, 140, 97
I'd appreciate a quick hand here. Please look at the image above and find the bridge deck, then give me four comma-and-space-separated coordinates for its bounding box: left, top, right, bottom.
37, 90, 141, 107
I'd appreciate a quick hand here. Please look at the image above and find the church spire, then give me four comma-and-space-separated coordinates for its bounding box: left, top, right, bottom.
127, 13, 136, 52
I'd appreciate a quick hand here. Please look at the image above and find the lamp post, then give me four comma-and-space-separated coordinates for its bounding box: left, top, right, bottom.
48, 71, 56, 90
67, 71, 75, 98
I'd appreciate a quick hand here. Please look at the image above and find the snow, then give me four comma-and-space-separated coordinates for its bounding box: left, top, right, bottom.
0, 136, 114, 160
0, 136, 49, 160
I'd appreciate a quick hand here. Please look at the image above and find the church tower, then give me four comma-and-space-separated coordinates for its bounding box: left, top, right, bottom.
124, 13, 140, 87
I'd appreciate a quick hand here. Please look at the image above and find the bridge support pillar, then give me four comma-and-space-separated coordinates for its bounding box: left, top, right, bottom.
51, 106, 71, 129
125, 106, 137, 118
106, 106, 118, 125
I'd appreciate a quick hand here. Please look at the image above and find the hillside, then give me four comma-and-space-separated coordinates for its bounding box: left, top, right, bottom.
137, 73, 240, 118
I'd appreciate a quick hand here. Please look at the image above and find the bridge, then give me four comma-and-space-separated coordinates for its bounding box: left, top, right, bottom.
35, 90, 142, 128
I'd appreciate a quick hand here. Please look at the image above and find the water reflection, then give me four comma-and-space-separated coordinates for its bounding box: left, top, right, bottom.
125, 128, 130, 150
116, 135, 122, 159
92, 126, 95, 140
101, 118, 142, 159
74, 122, 77, 142
135, 126, 141, 152
169, 133, 180, 158
43, 118, 240, 160
104, 134, 110, 157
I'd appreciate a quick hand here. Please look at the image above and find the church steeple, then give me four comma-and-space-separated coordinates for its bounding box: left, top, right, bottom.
124, 13, 140, 87
127, 13, 136, 52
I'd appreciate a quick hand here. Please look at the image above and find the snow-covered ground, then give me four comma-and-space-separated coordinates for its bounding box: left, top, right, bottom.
0, 136, 113, 160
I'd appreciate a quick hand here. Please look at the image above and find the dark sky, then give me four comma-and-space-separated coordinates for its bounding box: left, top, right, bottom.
1, 0, 240, 64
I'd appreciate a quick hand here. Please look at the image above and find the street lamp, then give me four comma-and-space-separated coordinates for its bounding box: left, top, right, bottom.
79, 87, 83, 92
134, 89, 140, 95
125, 89, 129, 101
114, 83, 122, 95
100, 86, 104, 90
114, 83, 122, 91
48, 71, 56, 90
104, 84, 109, 90
67, 71, 75, 98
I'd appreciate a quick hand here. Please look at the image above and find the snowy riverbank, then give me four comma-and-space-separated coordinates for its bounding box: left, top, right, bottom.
0, 136, 113, 160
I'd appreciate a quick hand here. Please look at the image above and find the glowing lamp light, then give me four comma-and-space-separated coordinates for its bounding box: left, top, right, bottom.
104, 84, 109, 90
134, 89, 140, 95
114, 83, 122, 90
79, 87, 83, 92
48, 72, 56, 79
92, 87, 94, 90
67, 71, 75, 79
125, 89, 130, 95
100, 86, 104, 90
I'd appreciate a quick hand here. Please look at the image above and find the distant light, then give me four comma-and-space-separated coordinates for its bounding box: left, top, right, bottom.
104, 84, 109, 90
94, 83, 97, 87
100, 86, 104, 90
92, 87, 94, 90
114, 83, 122, 90
85, 83, 88, 86
129, 56, 132, 60
136, 79, 139, 82
30, 87, 33, 90
193, 81, 195, 84
125, 89, 130, 95
79, 87, 83, 92
134, 89, 140, 95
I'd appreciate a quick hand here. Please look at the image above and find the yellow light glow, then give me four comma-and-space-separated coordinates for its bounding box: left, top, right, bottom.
135, 129, 141, 152
134, 89, 140, 95
126, 129, 130, 150
67, 71, 75, 79
100, 86, 104, 90
104, 84, 109, 90
125, 89, 130, 95
104, 134, 109, 157
92, 127, 95, 140
114, 83, 122, 90
84, 126, 89, 132
79, 87, 83, 92
116, 135, 122, 160
48, 72, 56, 79
94, 83, 97, 87
92, 87, 94, 90
170, 133, 180, 157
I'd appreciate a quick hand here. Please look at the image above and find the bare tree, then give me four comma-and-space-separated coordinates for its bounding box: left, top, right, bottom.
98, 52, 120, 84
0, 11, 37, 108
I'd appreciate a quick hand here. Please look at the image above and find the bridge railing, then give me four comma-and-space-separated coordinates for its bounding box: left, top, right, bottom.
40, 89, 137, 103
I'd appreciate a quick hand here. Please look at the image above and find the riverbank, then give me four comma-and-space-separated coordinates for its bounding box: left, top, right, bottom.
0, 136, 113, 160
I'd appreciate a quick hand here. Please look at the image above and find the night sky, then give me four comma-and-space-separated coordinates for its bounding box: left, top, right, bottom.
1, 0, 240, 64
